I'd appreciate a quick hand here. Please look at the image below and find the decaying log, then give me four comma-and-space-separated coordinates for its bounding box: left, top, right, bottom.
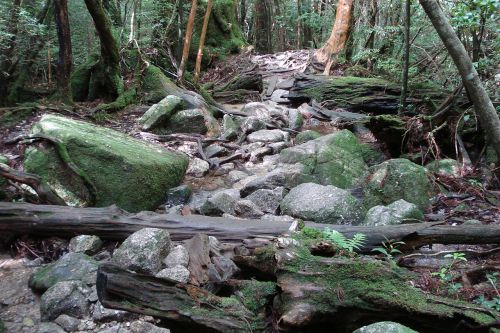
1, 203, 499, 251
97, 245, 498, 333
286, 74, 446, 113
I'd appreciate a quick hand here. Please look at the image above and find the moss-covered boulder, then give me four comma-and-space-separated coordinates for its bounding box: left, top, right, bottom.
354, 321, 418, 333
139, 95, 184, 131
363, 159, 433, 210
363, 199, 424, 226
280, 130, 369, 189
294, 130, 321, 144
24, 115, 188, 212
426, 158, 461, 177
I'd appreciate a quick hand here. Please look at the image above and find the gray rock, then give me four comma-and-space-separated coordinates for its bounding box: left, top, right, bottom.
241, 116, 266, 134
139, 95, 184, 131
37, 322, 66, 333
247, 129, 288, 143
260, 214, 296, 223
269, 141, 289, 154
163, 108, 209, 134
280, 183, 362, 224
186, 157, 210, 177
163, 245, 189, 268
205, 144, 228, 158
354, 321, 417, 333
363, 158, 433, 210
246, 187, 287, 214
211, 256, 239, 281
208, 236, 221, 256
92, 301, 129, 322
165, 185, 192, 207
54, 314, 80, 332
235, 199, 265, 218
270, 89, 290, 103
240, 163, 314, 197
222, 115, 239, 140
200, 189, 240, 215
29, 252, 98, 291
111, 228, 171, 275
68, 235, 103, 255
426, 158, 461, 177
364, 199, 424, 226
40, 280, 90, 320
249, 147, 273, 162
130, 320, 171, 333
227, 170, 248, 184
288, 109, 303, 131
155, 265, 190, 283
93, 250, 112, 262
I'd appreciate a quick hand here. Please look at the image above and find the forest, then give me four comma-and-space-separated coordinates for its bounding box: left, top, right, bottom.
0, 0, 499, 332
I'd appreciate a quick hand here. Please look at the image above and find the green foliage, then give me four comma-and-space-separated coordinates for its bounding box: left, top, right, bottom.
372, 239, 404, 261
431, 252, 467, 285
473, 273, 500, 311
322, 227, 366, 253
301, 226, 323, 239
451, 0, 499, 30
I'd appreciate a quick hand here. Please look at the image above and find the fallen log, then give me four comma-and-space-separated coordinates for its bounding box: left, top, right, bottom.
286, 74, 446, 113
1, 202, 499, 251
97, 246, 499, 333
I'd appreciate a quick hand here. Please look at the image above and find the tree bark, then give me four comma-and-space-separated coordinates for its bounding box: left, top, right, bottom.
314, 0, 354, 74
54, 0, 73, 103
398, 0, 410, 113
194, 0, 213, 82
254, 0, 271, 53
419, 0, 500, 162
177, 0, 198, 81
1, 203, 499, 251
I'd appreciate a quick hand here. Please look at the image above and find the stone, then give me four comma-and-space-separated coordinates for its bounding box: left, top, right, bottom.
29, 252, 98, 292
111, 228, 171, 275
162, 108, 211, 134
260, 214, 296, 223
363, 199, 424, 226
426, 158, 461, 177
205, 144, 228, 158
211, 256, 239, 281
92, 301, 129, 322
155, 265, 190, 283
24, 115, 188, 212
240, 163, 314, 197
165, 185, 192, 207
294, 130, 321, 144
249, 147, 273, 162
163, 245, 189, 268
234, 199, 265, 218
288, 109, 303, 131
208, 236, 221, 256
68, 235, 103, 255
240, 116, 266, 134
269, 141, 289, 154
186, 157, 210, 177
247, 129, 288, 143
280, 129, 368, 189
246, 187, 287, 214
222, 114, 239, 140
54, 314, 80, 332
130, 321, 171, 333
139, 95, 184, 131
200, 189, 240, 216
227, 170, 248, 184
280, 183, 362, 224
363, 158, 433, 210
270, 89, 290, 103
354, 321, 417, 333
40, 280, 90, 320
36, 322, 66, 333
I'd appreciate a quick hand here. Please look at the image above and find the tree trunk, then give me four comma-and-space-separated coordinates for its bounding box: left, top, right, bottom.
54, 0, 73, 103
273, 0, 285, 51
194, 0, 213, 82
419, 0, 500, 162
314, 0, 354, 74
254, 0, 271, 53
398, 0, 410, 113
177, 0, 198, 81
1, 203, 499, 251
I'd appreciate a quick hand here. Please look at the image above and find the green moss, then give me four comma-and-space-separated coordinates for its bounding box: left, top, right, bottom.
99, 87, 138, 111
0, 105, 36, 128
71, 54, 100, 101
24, 115, 188, 212
239, 280, 277, 313
295, 130, 322, 144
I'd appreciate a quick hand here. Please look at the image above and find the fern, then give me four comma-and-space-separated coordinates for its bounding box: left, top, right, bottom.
322, 227, 366, 253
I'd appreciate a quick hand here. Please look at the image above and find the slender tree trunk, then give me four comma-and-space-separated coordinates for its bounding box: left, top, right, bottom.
194, 0, 213, 82
314, 0, 354, 74
254, 0, 271, 53
0, 0, 22, 104
54, 0, 73, 103
296, 0, 303, 48
273, 0, 285, 51
177, 0, 198, 81
419, 0, 500, 161
399, 0, 410, 113
239, 0, 246, 28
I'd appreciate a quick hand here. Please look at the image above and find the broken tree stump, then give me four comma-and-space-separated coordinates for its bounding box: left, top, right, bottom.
1, 202, 499, 251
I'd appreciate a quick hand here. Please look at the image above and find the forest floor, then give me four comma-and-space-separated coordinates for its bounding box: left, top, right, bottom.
0, 50, 499, 332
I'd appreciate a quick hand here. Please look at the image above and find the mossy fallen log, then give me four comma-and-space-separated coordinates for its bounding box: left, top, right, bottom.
97, 244, 498, 332
1, 203, 499, 251
286, 74, 446, 114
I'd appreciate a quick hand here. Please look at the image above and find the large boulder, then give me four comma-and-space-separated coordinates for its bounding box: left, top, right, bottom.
363, 199, 424, 226
139, 95, 184, 131
354, 321, 417, 333
363, 158, 433, 210
111, 228, 172, 275
280, 183, 362, 224
24, 115, 188, 212
29, 252, 98, 292
40, 280, 90, 320
280, 130, 369, 189
426, 158, 461, 177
